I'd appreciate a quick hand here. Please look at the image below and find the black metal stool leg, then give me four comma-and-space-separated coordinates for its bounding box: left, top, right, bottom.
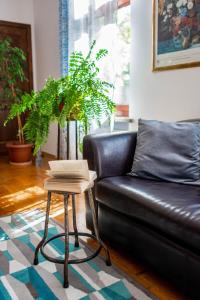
63, 193, 69, 288
87, 188, 111, 266
34, 191, 51, 265
72, 193, 79, 248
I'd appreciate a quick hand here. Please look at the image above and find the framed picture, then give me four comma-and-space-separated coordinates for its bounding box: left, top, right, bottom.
153, 0, 200, 71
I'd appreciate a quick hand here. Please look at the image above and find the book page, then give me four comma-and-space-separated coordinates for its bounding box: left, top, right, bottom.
48, 160, 90, 180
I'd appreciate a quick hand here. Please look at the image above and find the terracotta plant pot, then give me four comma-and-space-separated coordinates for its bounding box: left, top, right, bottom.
6, 142, 33, 165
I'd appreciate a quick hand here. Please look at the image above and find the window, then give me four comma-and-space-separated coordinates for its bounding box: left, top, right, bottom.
60, 0, 131, 132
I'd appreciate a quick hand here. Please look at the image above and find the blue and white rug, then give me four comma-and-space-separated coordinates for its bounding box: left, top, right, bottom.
0, 210, 156, 300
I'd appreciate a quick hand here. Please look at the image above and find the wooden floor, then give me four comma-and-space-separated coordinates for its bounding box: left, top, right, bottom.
0, 155, 187, 300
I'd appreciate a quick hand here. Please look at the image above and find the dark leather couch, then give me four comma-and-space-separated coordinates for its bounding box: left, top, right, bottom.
83, 131, 200, 300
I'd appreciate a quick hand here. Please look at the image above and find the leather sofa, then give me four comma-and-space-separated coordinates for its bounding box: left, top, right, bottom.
83, 131, 200, 299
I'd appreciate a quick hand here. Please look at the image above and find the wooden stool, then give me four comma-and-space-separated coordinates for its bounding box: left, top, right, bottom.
33, 180, 111, 288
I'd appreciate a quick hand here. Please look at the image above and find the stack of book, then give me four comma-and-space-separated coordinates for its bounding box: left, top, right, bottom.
44, 160, 97, 193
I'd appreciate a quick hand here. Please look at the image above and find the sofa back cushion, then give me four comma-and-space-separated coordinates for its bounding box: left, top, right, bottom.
129, 119, 200, 184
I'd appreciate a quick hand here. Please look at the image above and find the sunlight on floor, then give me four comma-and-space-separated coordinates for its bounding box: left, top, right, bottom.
0, 185, 70, 219
1, 186, 45, 201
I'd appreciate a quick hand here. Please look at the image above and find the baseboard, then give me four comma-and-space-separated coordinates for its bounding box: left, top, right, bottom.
41, 151, 57, 159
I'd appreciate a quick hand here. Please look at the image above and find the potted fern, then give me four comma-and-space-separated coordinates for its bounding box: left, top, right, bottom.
7, 41, 115, 156
0, 38, 32, 165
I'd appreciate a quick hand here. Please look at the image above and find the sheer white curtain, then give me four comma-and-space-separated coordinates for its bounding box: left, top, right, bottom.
59, 0, 118, 159
69, 0, 118, 85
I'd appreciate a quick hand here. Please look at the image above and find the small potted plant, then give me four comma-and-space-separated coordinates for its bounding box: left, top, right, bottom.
0, 38, 32, 165
7, 41, 115, 156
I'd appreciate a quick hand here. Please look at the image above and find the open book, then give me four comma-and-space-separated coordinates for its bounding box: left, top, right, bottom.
44, 160, 97, 193
47, 160, 90, 180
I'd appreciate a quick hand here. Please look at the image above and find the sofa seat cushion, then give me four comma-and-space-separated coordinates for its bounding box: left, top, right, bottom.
96, 176, 200, 252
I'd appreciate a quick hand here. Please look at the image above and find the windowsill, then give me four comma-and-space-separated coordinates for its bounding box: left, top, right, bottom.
114, 116, 134, 122
113, 117, 137, 132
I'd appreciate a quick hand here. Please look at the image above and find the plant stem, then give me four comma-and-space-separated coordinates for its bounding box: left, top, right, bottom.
10, 82, 24, 144
17, 113, 24, 144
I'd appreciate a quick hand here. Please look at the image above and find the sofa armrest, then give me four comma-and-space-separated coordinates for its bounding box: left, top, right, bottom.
83, 131, 137, 180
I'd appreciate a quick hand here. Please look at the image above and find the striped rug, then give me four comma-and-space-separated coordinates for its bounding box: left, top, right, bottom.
0, 210, 156, 300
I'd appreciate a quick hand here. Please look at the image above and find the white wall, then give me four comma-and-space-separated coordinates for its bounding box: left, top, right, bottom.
131, 0, 200, 122
0, 0, 37, 90
33, 0, 60, 156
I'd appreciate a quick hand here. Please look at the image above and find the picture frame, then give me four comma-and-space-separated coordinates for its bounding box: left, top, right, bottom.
153, 0, 200, 71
